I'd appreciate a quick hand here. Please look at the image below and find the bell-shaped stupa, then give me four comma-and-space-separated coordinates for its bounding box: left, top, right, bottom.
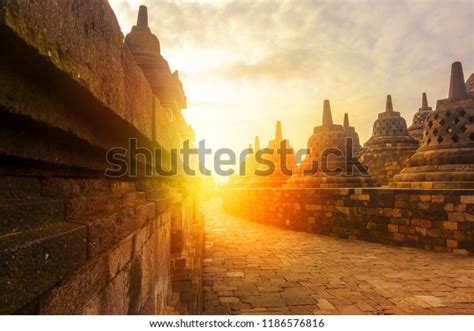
343, 112, 362, 150
247, 122, 296, 188
124, 6, 192, 142
125, 6, 185, 106
408, 93, 433, 142
466, 73, 474, 95
358, 95, 419, 185
393, 61, 474, 189
286, 100, 376, 188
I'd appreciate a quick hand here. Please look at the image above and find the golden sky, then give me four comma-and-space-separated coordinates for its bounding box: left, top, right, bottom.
109, 0, 473, 178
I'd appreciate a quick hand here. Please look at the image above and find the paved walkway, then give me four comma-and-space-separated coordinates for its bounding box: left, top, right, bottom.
202, 199, 474, 315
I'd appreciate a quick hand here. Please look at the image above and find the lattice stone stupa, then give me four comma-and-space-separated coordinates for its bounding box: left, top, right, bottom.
466, 73, 474, 94
408, 93, 433, 142
393, 61, 474, 189
286, 100, 376, 188
358, 95, 419, 185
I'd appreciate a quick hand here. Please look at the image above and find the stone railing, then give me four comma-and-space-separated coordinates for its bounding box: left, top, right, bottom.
223, 188, 474, 255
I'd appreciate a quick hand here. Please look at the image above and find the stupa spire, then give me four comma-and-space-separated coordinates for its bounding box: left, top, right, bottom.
275, 121, 282, 142
448, 61, 467, 100
137, 5, 148, 27
422, 92, 428, 109
322, 100, 333, 126
385, 95, 393, 113
343, 113, 349, 129
254, 136, 260, 151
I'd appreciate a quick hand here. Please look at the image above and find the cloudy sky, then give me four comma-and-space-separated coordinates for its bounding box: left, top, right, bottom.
109, 0, 473, 174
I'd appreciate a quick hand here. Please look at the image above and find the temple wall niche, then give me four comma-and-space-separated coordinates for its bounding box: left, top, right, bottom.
0, 1, 203, 314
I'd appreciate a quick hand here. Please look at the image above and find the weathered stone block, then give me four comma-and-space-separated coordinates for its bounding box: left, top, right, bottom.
387, 224, 399, 233
443, 221, 458, 231
446, 239, 458, 248
461, 195, 474, 204
0, 0, 154, 140
393, 233, 405, 241
76, 207, 140, 258
431, 195, 445, 203
38, 256, 108, 314
0, 198, 64, 235
102, 266, 131, 314
122, 192, 146, 207
1, 222, 87, 313
0, 177, 41, 200
107, 235, 134, 280
448, 212, 465, 222
65, 194, 121, 220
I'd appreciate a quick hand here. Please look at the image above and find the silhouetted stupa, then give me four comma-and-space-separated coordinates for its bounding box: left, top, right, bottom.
286, 100, 376, 188
247, 122, 296, 188
393, 62, 474, 188
124, 5, 192, 143
408, 92, 433, 142
358, 95, 419, 185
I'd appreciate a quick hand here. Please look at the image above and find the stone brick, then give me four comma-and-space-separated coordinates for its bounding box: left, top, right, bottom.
446, 239, 458, 248
431, 195, 445, 203
415, 227, 427, 237
42, 178, 83, 198
448, 213, 465, 222
102, 266, 131, 314
427, 229, 441, 238
443, 222, 458, 231
393, 233, 405, 241
305, 204, 322, 211
444, 203, 454, 212
388, 224, 399, 233
419, 195, 431, 202
460, 195, 474, 204
0, 223, 87, 313
39, 255, 109, 314
136, 202, 156, 224
122, 191, 146, 207
391, 209, 402, 217
107, 235, 134, 279
0, 198, 64, 235
454, 204, 467, 212
75, 207, 140, 258
412, 219, 432, 228
417, 202, 430, 210
0, 177, 41, 199
65, 195, 122, 220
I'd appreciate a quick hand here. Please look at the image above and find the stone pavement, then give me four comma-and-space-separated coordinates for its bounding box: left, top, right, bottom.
202, 199, 474, 315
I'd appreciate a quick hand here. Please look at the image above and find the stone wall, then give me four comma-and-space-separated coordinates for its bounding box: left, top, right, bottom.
223, 188, 474, 255
358, 147, 416, 186
0, 1, 203, 314
1, 177, 201, 314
